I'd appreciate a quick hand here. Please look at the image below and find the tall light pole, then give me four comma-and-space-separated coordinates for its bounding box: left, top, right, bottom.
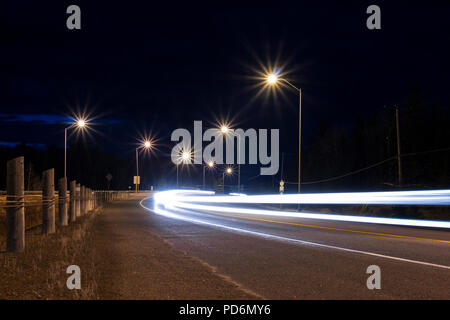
220, 125, 241, 192
135, 140, 152, 192
203, 161, 214, 189
64, 118, 87, 179
177, 150, 191, 188
176, 162, 179, 188
222, 167, 232, 193
267, 73, 302, 193
395, 106, 402, 187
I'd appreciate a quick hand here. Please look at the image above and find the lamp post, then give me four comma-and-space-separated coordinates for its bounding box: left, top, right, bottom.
220, 126, 241, 192
222, 167, 232, 194
267, 73, 302, 193
177, 150, 191, 188
135, 140, 152, 192
203, 161, 214, 189
64, 118, 87, 179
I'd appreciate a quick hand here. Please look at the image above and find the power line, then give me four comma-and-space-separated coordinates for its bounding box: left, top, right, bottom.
285, 157, 396, 185
402, 146, 450, 157
246, 146, 450, 186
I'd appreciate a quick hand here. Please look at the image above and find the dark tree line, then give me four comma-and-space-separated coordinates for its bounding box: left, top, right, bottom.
296, 87, 450, 192
0, 140, 139, 191
1, 87, 449, 193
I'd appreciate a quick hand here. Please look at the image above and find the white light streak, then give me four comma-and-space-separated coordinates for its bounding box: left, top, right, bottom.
140, 197, 450, 270
152, 189, 450, 229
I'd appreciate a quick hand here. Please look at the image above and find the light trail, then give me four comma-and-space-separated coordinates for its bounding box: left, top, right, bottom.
153, 189, 450, 229
161, 189, 450, 205
140, 196, 450, 270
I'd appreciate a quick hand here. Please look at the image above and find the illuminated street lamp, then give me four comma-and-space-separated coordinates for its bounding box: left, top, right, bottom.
266, 72, 303, 193
181, 151, 190, 161
220, 125, 229, 134
219, 125, 242, 192
267, 74, 278, 84
135, 140, 152, 192
177, 149, 191, 188
64, 117, 88, 179
222, 167, 233, 194
76, 119, 86, 128
203, 161, 215, 189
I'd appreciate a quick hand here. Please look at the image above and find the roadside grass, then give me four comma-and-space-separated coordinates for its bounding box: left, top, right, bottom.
0, 208, 100, 299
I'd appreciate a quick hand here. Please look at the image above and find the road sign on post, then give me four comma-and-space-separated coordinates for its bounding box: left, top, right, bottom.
134, 176, 140, 193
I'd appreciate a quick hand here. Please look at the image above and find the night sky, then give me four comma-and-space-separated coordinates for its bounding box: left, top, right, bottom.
1, 1, 449, 188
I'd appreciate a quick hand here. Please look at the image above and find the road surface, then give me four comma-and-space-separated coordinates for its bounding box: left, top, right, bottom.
102, 194, 450, 299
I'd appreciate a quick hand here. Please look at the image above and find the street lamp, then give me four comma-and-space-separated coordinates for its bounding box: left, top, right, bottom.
267, 74, 278, 84
219, 125, 242, 192
203, 161, 215, 189
266, 73, 303, 193
176, 150, 191, 188
220, 125, 229, 134
76, 119, 86, 128
222, 167, 232, 194
64, 117, 88, 179
135, 140, 152, 192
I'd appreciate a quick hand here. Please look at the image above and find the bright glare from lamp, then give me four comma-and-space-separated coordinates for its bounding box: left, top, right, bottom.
182, 151, 190, 160
208, 161, 214, 168
267, 74, 278, 84
77, 119, 86, 128
226, 167, 232, 174
144, 141, 151, 149
220, 126, 229, 134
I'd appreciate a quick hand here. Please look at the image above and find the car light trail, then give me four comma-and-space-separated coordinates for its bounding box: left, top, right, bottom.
140, 197, 450, 270
152, 189, 450, 229
161, 189, 450, 206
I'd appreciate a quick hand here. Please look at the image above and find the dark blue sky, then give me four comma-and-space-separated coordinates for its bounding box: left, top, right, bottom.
1, 0, 449, 160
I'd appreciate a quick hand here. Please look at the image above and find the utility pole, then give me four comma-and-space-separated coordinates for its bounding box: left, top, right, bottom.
395, 105, 402, 187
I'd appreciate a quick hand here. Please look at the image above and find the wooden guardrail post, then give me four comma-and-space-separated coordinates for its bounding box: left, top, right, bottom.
88, 188, 92, 212
69, 180, 76, 222
58, 177, 68, 226
76, 183, 81, 217
80, 185, 86, 215
6, 157, 25, 252
85, 187, 89, 212
85, 188, 89, 212
91, 189, 94, 210
42, 168, 55, 234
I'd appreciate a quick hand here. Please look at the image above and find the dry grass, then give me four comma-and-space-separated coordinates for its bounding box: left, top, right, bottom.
0, 208, 100, 300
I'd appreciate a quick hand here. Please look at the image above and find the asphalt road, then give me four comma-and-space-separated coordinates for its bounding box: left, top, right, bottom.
139, 195, 450, 299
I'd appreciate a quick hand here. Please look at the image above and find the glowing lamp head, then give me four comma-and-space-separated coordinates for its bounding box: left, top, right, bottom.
267, 74, 278, 84
220, 126, 229, 134
226, 167, 232, 174
181, 151, 190, 161
144, 141, 151, 149
208, 161, 214, 168
77, 119, 86, 128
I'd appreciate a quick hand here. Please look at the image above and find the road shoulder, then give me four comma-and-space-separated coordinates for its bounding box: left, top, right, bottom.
92, 198, 261, 299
